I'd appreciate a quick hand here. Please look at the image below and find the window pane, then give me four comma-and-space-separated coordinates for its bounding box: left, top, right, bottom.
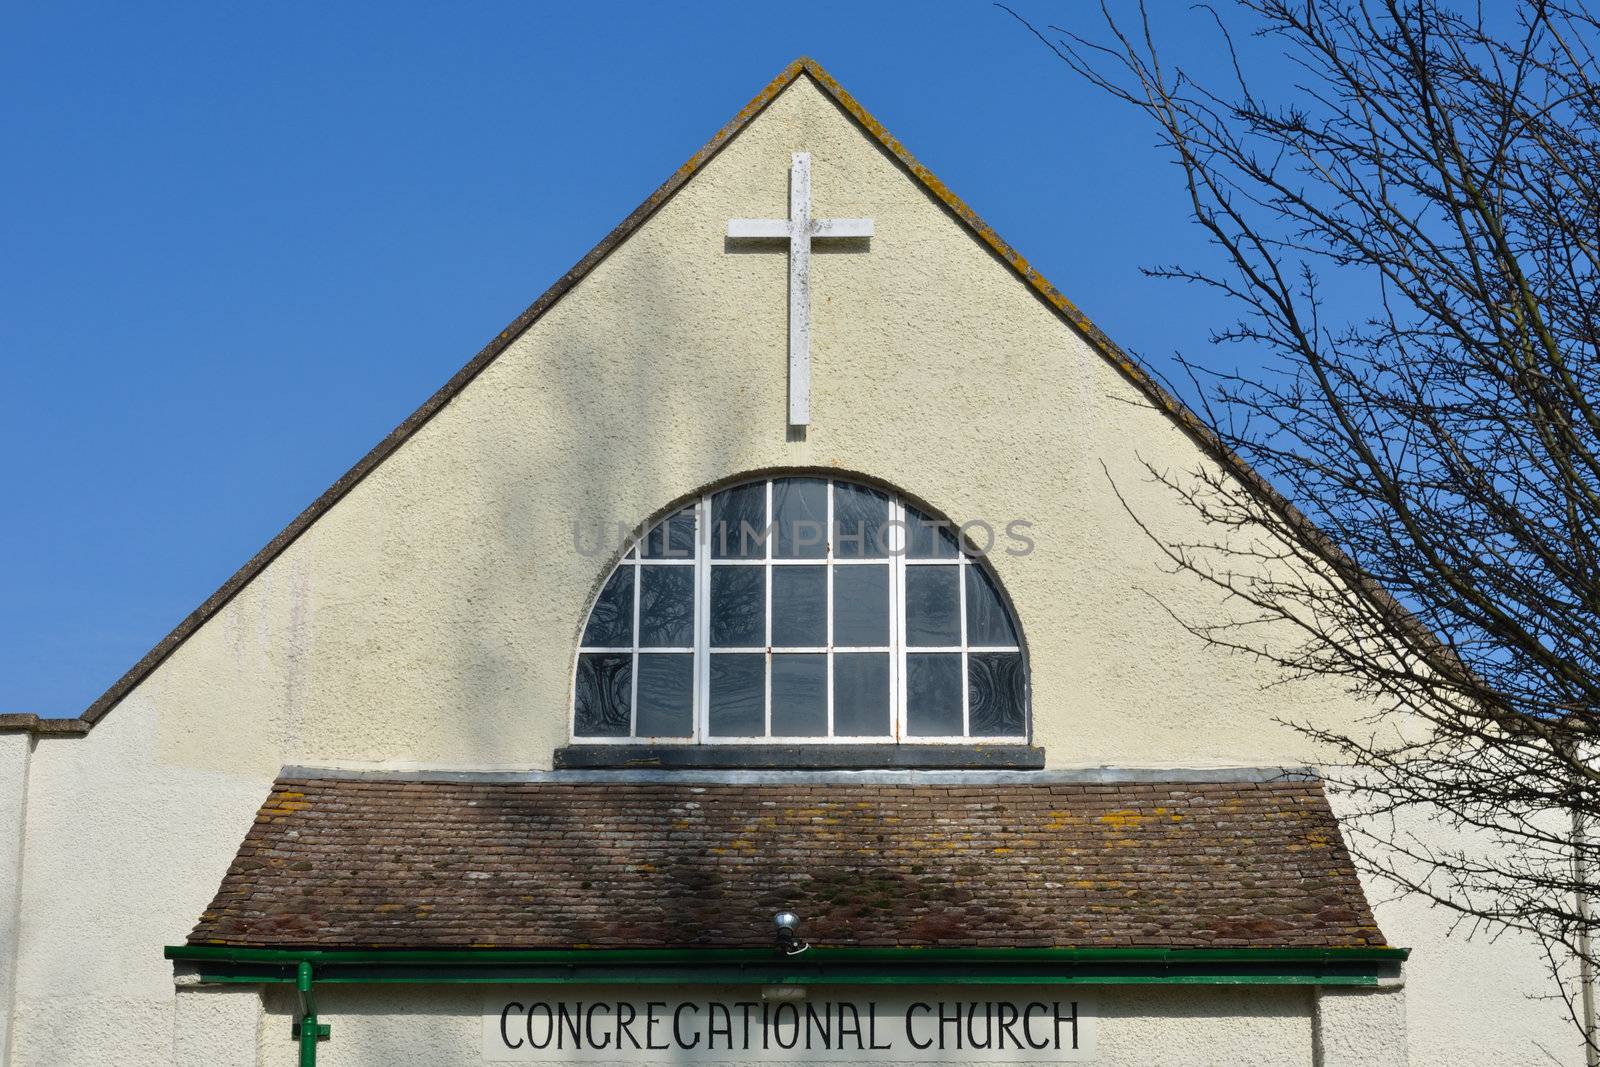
905, 565, 960, 646
906, 653, 963, 736
709, 654, 765, 736
573, 482, 1031, 745
834, 653, 890, 736
711, 483, 768, 559
771, 654, 827, 736
710, 566, 764, 647
580, 566, 633, 647
773, 478, 828, 558
771, 565, 826, 647
574, 653, 631, 736
641, 506, 696, 560
906, 506, 959, 558
638, 566, 694, 646
832, 482, 889, 558
969, 652, 1026, 737
965, 564, 1019, 646
833, 565, 889, 646
635, 654, 693, 737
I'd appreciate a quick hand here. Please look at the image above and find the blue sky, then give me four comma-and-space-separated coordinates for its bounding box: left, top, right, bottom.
2, 1, 1268, 714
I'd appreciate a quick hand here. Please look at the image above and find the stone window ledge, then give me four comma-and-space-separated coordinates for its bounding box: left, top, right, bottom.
552, 743, 1046, 771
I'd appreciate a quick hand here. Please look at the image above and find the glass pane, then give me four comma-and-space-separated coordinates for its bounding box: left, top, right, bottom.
965, 565, 1019, 646
709, 654, 765, 736
773, 478, 828, 558
641, 506, 696, 560
906, 653, 963, 736
638, 566, 694, 647
580, 566, 633, 647
771, 654, 827, 736
711, 482, 768, 559
906, 505, 959, 558
771, 565, 826, 647
832, 565, 889, 646
710, 566, 764, 647
834, 653, 890, 736
574, 653, 631, 736
905, 565, 960, 646
635, 654, 693, 737
832, 482, 889, 558
969, 652, 1026, 737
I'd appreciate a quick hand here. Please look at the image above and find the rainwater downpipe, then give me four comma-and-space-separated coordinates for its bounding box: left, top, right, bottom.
294, 960, 330, 1067
1576, 803, 1598, 1067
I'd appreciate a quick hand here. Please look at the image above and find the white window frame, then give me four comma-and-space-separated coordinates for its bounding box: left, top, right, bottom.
571, 477, 1028, 745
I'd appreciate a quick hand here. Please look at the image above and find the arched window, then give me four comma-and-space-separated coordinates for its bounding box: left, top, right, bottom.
573, 476, 1027, 743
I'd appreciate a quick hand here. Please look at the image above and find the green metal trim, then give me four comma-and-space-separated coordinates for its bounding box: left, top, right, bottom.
189, 971, 1379, 987
167, 945, 1409, 965
166, 944, 1404, 989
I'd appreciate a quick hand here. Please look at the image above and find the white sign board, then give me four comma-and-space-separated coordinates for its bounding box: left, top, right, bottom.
483, 989, 1096, 1063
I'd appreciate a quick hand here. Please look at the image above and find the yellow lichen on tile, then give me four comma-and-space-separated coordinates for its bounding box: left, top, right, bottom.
1097, 809, 1152, 830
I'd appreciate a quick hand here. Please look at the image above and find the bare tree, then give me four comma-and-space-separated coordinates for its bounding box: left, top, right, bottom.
1009, 0, 1600, 1054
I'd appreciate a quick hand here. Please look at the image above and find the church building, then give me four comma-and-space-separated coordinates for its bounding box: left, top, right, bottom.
0, 58, 1566, 1065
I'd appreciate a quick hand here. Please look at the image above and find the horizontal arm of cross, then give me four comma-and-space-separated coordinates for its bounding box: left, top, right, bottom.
726, 218, 874, 239
810, 218, 873, 238
726, 218, 791, 239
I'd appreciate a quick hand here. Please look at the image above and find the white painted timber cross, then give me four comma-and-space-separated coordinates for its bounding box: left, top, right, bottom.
727, 152, 873, 426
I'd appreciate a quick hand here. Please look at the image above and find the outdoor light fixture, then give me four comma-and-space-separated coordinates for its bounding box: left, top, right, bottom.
773, 910, 810, 956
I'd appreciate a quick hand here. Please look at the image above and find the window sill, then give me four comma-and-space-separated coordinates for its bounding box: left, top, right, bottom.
552, 743, 1046, 771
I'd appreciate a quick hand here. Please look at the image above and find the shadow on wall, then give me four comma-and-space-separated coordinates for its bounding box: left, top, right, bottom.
453, 231, 769, 767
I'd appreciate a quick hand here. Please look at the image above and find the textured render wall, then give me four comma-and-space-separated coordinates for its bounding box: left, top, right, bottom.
6, 73, 1573, 1064
249, 984, 1311, 1067
1314, 987, 1407, 1067
9, 705, 271, 1066
173, 986, 262, 1067
0, 732, 30, 1066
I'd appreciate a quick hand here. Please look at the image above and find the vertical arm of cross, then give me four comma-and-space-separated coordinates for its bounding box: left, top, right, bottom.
787, 152, 813, 425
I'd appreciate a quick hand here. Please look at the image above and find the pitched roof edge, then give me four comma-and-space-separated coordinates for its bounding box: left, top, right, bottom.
63, 56, 1434, 731
0, 713, 91, 736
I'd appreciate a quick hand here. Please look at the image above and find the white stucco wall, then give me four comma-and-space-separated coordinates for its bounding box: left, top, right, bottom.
173, 985, 263, 1067
8, 705, 271, 1066
1314, 987, 1408, 1067
0, 732, 31, 1066
4, 71, 1576, 1064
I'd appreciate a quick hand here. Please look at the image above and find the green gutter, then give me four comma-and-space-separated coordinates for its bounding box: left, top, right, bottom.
168, 945, 1409, 966
166, 944, 1406, 989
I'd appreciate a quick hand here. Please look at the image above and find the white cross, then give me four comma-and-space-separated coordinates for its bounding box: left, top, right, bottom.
727, 152, 873, 426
